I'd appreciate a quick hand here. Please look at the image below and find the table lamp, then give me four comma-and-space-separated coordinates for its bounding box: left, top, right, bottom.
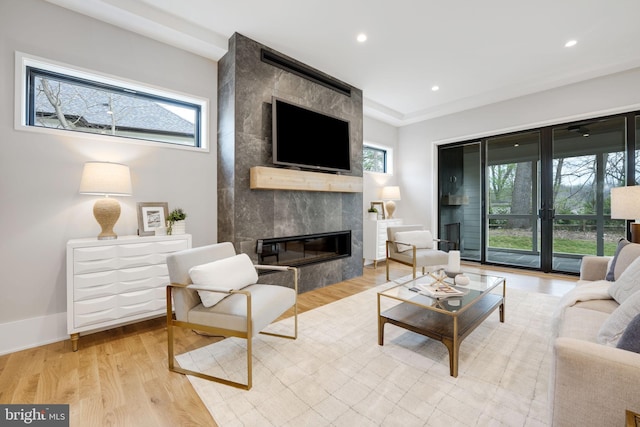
611, 186, 640, 244
79, 161, 132, 240
381, 186, 401, 219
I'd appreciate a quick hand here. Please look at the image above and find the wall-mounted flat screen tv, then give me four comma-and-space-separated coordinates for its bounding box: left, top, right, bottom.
272, 97, 351, 173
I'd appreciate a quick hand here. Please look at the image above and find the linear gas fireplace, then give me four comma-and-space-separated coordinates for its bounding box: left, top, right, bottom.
256, 231, 351, 267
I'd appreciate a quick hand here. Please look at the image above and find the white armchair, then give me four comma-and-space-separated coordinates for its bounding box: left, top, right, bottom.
166, 242, 298, 390
386, 224, 450, 280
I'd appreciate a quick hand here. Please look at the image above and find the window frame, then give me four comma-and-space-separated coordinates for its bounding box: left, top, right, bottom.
363, 142, 393, 174
15, 52, 209, 152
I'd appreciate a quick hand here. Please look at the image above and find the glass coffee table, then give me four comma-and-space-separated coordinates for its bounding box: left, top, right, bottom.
377, 272, 506, 377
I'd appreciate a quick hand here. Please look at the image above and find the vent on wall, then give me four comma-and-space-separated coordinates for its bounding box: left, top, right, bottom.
261, 49, 352, 97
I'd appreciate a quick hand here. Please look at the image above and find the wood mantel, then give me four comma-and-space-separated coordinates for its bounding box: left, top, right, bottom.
250, 166, 363, 193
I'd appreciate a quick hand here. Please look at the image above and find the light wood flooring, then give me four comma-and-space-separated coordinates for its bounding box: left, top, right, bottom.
0, 262, 577, 427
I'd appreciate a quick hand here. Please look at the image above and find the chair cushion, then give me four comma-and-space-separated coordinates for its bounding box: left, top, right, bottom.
188, 284, 296, 336
608, 256, 640, 304
189, 253, 258, 308
395, 230, 433, 252
391, 247, 449, 269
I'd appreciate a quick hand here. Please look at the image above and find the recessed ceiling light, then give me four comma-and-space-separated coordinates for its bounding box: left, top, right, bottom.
357, 33, 367, 43
565, 40, 577, 48
431, 85, 439, 91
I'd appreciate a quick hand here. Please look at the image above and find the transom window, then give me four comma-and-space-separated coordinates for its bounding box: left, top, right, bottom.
364, 145, 388, 173
18, 53, 208, 150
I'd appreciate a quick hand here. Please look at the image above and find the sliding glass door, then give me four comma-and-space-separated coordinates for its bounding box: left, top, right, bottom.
486, 131, 541, 268
438, 113, 635, 274
550, 117, 627, 271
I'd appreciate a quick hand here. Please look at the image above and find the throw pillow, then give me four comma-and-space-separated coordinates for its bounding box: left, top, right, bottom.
617, 313, 640, 353
597, 288, 640, 346
608, 256, 640, 304
395, 230, 433, 252
606, 238, 629, 281
189, 253, 258, 308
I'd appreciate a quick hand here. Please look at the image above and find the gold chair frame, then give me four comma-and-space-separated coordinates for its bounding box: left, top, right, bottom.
385, 238, 453, 281
166, 264, 298, 390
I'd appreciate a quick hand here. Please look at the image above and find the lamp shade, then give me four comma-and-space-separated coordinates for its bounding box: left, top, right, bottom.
611, 186, 640, 221
79, 162, 132, 196
381, 186, 401, 200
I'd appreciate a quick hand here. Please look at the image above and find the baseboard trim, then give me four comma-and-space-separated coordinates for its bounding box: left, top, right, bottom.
0, 312, 67, 356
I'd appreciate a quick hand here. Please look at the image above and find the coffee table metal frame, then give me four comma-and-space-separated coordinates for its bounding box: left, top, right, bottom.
377, 272, 506, 377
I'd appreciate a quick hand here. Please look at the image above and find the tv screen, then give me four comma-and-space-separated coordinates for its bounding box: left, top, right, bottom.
272, 97, 351, 173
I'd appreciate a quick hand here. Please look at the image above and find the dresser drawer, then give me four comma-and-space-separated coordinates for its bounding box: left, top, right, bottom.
74, 245, 117, 262
117, 242, 156, 257
74, 308, 119, 328
74, 270, 118, 290
74, 282, 119, 301
74, 257, 119, 274
156, 239, 189, 253
119, 289, 157, 317
117, 253, 158, 269
74, 295, 117, 316
118, 265, 165, 282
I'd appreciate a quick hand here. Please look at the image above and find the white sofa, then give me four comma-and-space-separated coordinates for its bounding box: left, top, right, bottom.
550, 241, 640, 426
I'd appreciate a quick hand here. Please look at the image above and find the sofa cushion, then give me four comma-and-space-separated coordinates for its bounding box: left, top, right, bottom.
189, 253, 258, 308
597, 288, 640, 346
395, 230, 433, 252
608, 256, 640, 304
606, 239, 640, 281
558, 306, 610, 342
617, 313, 640, 353
606, 239, 629, 280
573, 298, 619, 315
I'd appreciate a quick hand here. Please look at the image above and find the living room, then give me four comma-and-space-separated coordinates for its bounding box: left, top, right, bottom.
2, 0, 640, 425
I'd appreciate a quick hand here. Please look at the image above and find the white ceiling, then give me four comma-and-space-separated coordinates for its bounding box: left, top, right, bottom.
46, 0, 640, 126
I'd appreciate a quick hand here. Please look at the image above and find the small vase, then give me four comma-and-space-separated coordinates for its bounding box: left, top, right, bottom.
171, 220, 186, 235
368, 212, 377, 220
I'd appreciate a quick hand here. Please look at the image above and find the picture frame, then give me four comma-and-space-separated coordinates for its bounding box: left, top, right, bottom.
371, 201, 385, 220
137, 202, 169, 236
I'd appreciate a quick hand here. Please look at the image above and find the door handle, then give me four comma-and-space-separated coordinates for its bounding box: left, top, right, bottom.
538, 208, 555, 221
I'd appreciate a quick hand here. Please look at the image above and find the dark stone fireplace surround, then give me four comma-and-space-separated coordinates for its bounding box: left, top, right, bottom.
217, 33, 364, 294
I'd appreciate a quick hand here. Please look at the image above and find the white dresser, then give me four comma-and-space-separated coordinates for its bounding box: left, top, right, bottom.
67, 234, 192, 350
363, 218, 403, 267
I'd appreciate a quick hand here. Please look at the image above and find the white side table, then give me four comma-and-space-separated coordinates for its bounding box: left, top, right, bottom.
363, 219, 403, 267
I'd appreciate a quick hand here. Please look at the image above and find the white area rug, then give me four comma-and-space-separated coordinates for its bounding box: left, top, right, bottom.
176, 279, 560, 426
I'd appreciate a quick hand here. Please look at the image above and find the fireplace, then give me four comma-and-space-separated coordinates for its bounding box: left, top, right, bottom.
256, 231, 351, 267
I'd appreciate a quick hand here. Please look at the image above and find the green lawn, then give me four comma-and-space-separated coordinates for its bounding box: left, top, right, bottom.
489, 234, 618, 256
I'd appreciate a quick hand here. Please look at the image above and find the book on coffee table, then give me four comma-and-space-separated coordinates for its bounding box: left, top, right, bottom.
415, 282, 465, 298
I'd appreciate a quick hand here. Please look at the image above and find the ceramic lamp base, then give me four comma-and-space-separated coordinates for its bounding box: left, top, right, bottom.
385, 201, 396, 219
93, 197, 121, 240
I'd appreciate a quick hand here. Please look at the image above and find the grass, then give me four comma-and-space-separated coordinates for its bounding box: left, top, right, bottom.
489, 234, 618, 256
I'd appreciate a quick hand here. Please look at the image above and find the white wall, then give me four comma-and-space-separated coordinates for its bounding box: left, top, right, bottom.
363, 116, 399, 217
0, 0, 218, 354
399, 67, 640, 234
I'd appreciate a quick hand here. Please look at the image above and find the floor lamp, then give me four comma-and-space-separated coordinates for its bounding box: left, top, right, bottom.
611, 186, 640, 244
